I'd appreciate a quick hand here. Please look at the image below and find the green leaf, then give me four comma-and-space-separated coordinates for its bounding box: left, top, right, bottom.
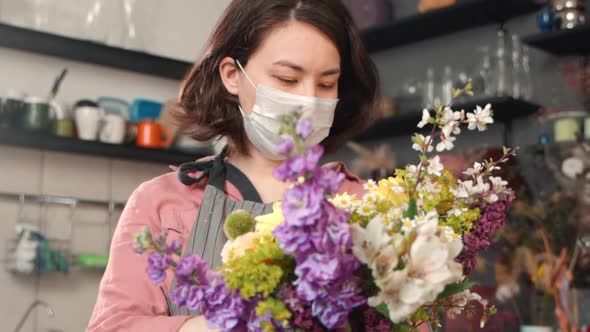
392, 322, 413, 332
376, 302, 390, 320
437, 280, 477, 300
404, 198, 418, 219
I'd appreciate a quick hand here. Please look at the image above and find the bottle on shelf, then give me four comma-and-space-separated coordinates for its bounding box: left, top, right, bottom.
521, 45, 534, 101
441, 65, 454, 106
491, 28, 513, 97
511, 33, 523, 99
423, 67, 437, 109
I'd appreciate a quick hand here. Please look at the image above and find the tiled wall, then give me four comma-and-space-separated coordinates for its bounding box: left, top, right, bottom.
0, 145, 168, 332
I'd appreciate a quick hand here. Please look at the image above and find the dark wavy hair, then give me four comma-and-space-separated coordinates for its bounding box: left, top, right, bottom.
177, 0, 379, 156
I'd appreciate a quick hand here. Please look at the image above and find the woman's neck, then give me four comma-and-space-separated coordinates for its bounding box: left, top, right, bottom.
226, 145, 290, 203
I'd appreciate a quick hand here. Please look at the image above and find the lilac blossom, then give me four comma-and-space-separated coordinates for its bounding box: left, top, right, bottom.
457, 190, 515, 275
147, 252, 173, 284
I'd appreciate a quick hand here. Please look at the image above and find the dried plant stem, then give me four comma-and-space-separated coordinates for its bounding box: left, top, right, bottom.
540, 227, 572, 332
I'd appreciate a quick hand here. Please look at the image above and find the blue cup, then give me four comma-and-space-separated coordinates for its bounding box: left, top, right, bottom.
537, 8, 555, 32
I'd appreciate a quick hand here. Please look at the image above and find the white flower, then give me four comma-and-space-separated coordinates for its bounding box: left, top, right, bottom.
427, 156, 444, 176
436, 133, 456, 152
495, 282, 520, 302
391, 185, 405, 194
397, 220, 464, 314
351, 216, 393, 264
447, 290, 487, 319
331, 193, 357, 211
364, 179, 378, 191
463, 162, 483, 177
443, 121, 461, 136
407, 165, 420, 178
412, 134, 434, 153
401, 217, 416, 232
364, 216, 463, 323
489, 176, 508, 191
467, 104, 494, 131
442, 226, 461, 242
562, 157, 584, 179
357, 202, 376, 217
448, 207, 466, 217
220, 232, 259, 264
417, 109, 431, 128
455, 180, 475, 198
363, 192, 380, 205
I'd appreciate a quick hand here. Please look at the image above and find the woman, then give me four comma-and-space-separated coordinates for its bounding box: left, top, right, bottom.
88, 0, 379, 331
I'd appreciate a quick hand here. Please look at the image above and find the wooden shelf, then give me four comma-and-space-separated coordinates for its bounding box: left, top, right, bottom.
522, 24, 590, 56
0, 127, 211, 165
0, 23, 192, 80
362, 0, 541, 53
356, 96, 540, 141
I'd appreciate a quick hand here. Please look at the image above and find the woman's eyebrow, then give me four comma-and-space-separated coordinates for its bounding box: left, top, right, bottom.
272, 60, 340, 76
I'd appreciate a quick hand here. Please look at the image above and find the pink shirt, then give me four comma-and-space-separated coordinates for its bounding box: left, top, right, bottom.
87, 162, 368, 332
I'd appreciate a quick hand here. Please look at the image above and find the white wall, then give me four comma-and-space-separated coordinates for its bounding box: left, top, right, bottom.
0, 2, 231, 331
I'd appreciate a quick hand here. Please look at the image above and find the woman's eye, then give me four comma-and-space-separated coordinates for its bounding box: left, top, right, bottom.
319, 83, 335, 89
276, 77, 297, 84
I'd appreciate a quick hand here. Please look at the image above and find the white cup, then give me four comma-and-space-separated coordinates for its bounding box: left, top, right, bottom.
75, 106, 105, 141
99, 114, 126, 144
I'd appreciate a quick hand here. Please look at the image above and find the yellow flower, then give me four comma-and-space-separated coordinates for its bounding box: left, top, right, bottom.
255, 202, 284, 233
372, 177, 409, 207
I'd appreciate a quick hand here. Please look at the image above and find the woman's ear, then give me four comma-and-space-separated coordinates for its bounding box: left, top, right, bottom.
219, 57, 239, 95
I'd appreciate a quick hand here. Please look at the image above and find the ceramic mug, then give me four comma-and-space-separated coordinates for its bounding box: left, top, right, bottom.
135, 120, 173, 149
74, 100, 105, 141
99, 114, 126, 144
22, 97, 62, 132
0, 97, 25, 128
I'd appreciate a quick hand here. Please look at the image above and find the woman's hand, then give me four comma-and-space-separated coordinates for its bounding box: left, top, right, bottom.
178, 317, 220, 332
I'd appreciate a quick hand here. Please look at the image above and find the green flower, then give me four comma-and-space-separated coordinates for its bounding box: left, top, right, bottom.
221, 234, 294, 299
224, 209, 255, 240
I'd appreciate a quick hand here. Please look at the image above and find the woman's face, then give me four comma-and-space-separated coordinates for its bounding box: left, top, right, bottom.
221, 21, 341, 115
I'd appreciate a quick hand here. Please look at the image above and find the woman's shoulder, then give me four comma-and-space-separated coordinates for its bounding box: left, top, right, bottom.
323, 161, 366, 197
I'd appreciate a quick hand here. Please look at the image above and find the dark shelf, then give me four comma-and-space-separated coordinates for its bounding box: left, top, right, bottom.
362, 0, 541, 53
522, 24, 590, 56
0, 23, 192, 80
356, 96, 540, 141
0, 128, 211, 165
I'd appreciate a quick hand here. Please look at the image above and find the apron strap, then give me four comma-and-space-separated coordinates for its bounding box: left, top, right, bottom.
177, 146, 263, 203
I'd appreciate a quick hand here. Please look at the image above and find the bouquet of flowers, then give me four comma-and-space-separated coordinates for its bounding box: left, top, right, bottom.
133, 82, 516, 331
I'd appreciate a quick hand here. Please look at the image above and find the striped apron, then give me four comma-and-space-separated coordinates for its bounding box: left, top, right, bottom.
168, 147, 273, 316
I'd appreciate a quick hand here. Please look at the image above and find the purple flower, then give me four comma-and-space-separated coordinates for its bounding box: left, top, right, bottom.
296, 118, 312, 140
273, 223, 315, 260
313, 168, 345, 193
277, 284, 324, 331
457, 190, 515, 275
247, 310, 288, 332
311, 278, 365, 329
166, 239, 183, 256
175, 254, 209, 287
282, 183, 325, 227
304, 145, 324, 171
295, 253, 360, 302
361, 306, 394, 332
154, 229, 169, 248
273, 155, 305, 182
273, 146, 325, 182
147, 252, 173, 284
200, 277, 247, 331
277, 138, 295, 156
169, 284, 191, 308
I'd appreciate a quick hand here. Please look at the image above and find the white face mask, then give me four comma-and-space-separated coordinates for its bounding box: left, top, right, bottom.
236, 60, 339, 160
